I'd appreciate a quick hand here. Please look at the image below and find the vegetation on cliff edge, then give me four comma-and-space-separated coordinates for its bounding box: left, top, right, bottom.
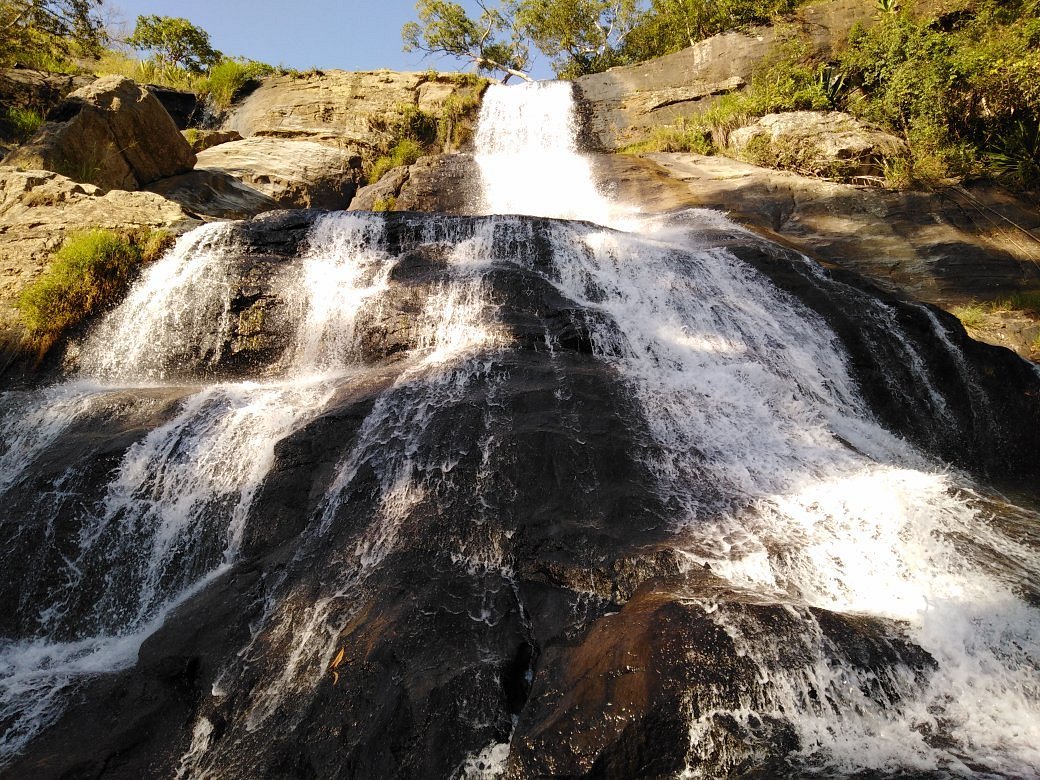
17, 227, 173, 356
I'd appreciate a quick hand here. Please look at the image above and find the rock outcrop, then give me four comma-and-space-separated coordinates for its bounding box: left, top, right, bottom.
145, 169, 280, 220
575, 0, 877, 150
2, 76, 196, 192
0, 167, 196, 364
224, 70, 479, 151
194, 137, 363, 209
0, 67, 95, 115
5, 211, 1039, 778
727, 111, 908, 180
349, 153, 481, 213
594, 152, 1040, 358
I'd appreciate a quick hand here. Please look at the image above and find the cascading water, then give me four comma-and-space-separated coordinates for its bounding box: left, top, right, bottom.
1, 79, 1038, 779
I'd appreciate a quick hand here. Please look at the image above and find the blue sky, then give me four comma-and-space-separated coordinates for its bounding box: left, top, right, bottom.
107, 0, 552, 78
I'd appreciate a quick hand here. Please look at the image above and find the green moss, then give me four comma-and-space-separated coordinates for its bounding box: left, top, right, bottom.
17, 228, 172, 354
372, 196, 397, 212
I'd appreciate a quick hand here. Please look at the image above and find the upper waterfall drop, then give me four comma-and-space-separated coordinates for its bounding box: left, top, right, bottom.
474, 81, 617, 224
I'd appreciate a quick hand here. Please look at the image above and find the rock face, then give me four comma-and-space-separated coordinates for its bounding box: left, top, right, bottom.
0, 67, 95, 115
3, 211, 1039, 779
2, 76, 196, 192
595, 153, 1040, 358
145, 168, 281, 220
194, 137, 364, 209
349, 153, 481, 213
0, 167, 195, 365
224, 70, 478, 151
575, 0, 876, 149
727, 111, 908, 180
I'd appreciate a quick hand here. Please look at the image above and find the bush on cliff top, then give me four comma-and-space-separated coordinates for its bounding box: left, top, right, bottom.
17, 228, 172, 356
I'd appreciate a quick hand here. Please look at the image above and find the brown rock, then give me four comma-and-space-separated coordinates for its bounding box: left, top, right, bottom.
194, 137, 363, 209
145, 169, 280, 219
224, 70, 475, 150
727, 110, 908, 180
0, 167, 196, 361
182, 128, 242, 153
2, 76, 196, 192
575, 0, 876, 150
348, 154, 480, 214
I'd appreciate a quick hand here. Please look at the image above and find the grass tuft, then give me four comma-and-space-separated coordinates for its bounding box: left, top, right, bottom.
16, 228, 172, 355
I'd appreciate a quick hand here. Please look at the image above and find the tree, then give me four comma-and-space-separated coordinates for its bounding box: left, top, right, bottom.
0, 0, 106, 67
126, 15, 222, 74
402, 0, 531, 82
513, 0, 641, 78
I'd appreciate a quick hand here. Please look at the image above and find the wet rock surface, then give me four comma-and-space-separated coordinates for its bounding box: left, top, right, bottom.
6, 211, 1040, 778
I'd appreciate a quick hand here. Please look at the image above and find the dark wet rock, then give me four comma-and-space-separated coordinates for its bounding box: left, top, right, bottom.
6, 210, 1040, 779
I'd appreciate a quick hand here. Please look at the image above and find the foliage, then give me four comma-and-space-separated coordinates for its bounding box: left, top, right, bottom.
836, 1, 1040, 188
402, 0, 531, 82
0, 0, 105, 69
623, 0, 800, 62
368, 138, 425, 185
514, 0, 641, 78
17, 228, 172, 353
621, 118, 714, 153
126, 15, 222, 75
0, 106, 44, 143
94, 49, 276, 111
436, 90, 485, 148
205, 57, 275, 109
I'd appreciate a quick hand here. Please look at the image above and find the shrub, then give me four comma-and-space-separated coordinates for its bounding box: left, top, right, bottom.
17, 228, 172, 354
837, 2, 1040, 189
203, 58, 275, 110
621, 120, 714, 154
0, 107, 44, 143
368, 139, 424, 184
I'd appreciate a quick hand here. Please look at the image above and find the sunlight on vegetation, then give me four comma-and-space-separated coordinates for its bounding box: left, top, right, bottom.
17, 228, 173, 355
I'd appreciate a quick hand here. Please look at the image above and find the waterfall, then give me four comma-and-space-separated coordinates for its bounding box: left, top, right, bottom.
470, 82, 1040, 777
0, 80, 1038, 779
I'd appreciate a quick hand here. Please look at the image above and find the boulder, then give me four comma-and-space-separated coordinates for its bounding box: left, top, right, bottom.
182, 128, 242, 153
575, 0, 876, 149
194, 137, 363, 209
598, 152, 1040, 359
2, 76, 196, 192
348, 153, 480, 213
224, 70, 480, 150
145, 169, 280, 219
0, 167, 196, 363
727, 111, 908, 180
0, 67, 95, 115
